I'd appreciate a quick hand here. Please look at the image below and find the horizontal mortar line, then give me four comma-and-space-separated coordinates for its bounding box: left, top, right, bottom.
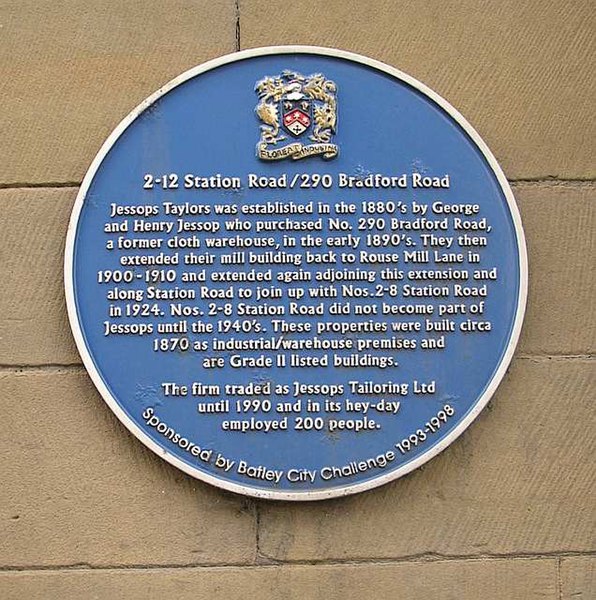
255, 550, 596, 567
510, 180, 595, 191
0, 178, 594, 191
516, 354, 594, 361
0, 364, 85, 373
0, 561, 257, 574
510, 177, 595, 184
0, 182, 80, 190
1, 550, 594, 573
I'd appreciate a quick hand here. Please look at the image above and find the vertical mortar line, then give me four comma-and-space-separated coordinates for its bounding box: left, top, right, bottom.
255, 500, 261, 561
235, 0, 241, 51
557, 556, 563, 600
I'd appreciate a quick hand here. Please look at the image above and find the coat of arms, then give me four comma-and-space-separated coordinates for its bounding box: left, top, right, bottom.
255, 71, 339, 161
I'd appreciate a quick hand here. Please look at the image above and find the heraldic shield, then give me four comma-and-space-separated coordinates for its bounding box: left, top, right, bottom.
282, 95, 312, 137
255, 70, 339, 161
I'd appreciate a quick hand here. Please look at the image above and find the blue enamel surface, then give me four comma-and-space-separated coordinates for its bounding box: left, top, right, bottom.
71, 53, 522, 495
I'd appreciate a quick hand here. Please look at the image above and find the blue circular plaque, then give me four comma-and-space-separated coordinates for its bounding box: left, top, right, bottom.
65, 47, 527, 500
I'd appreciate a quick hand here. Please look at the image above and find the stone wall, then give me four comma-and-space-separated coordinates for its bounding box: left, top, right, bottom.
1, 1, 594, 598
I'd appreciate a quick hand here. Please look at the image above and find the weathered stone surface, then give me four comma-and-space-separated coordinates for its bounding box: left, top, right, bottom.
1, 184, 593, 365
561, 557, 596, 600
515, 182, 596, 356
0, 369, 256, 567
258, 359, 595, 560
240, 0, 596, 180
0, 559, 557, 600
0, 188, 79, 365
0, 0, 236, 184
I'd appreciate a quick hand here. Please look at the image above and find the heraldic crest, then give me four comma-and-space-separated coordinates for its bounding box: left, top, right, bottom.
255, 70, 339, 161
